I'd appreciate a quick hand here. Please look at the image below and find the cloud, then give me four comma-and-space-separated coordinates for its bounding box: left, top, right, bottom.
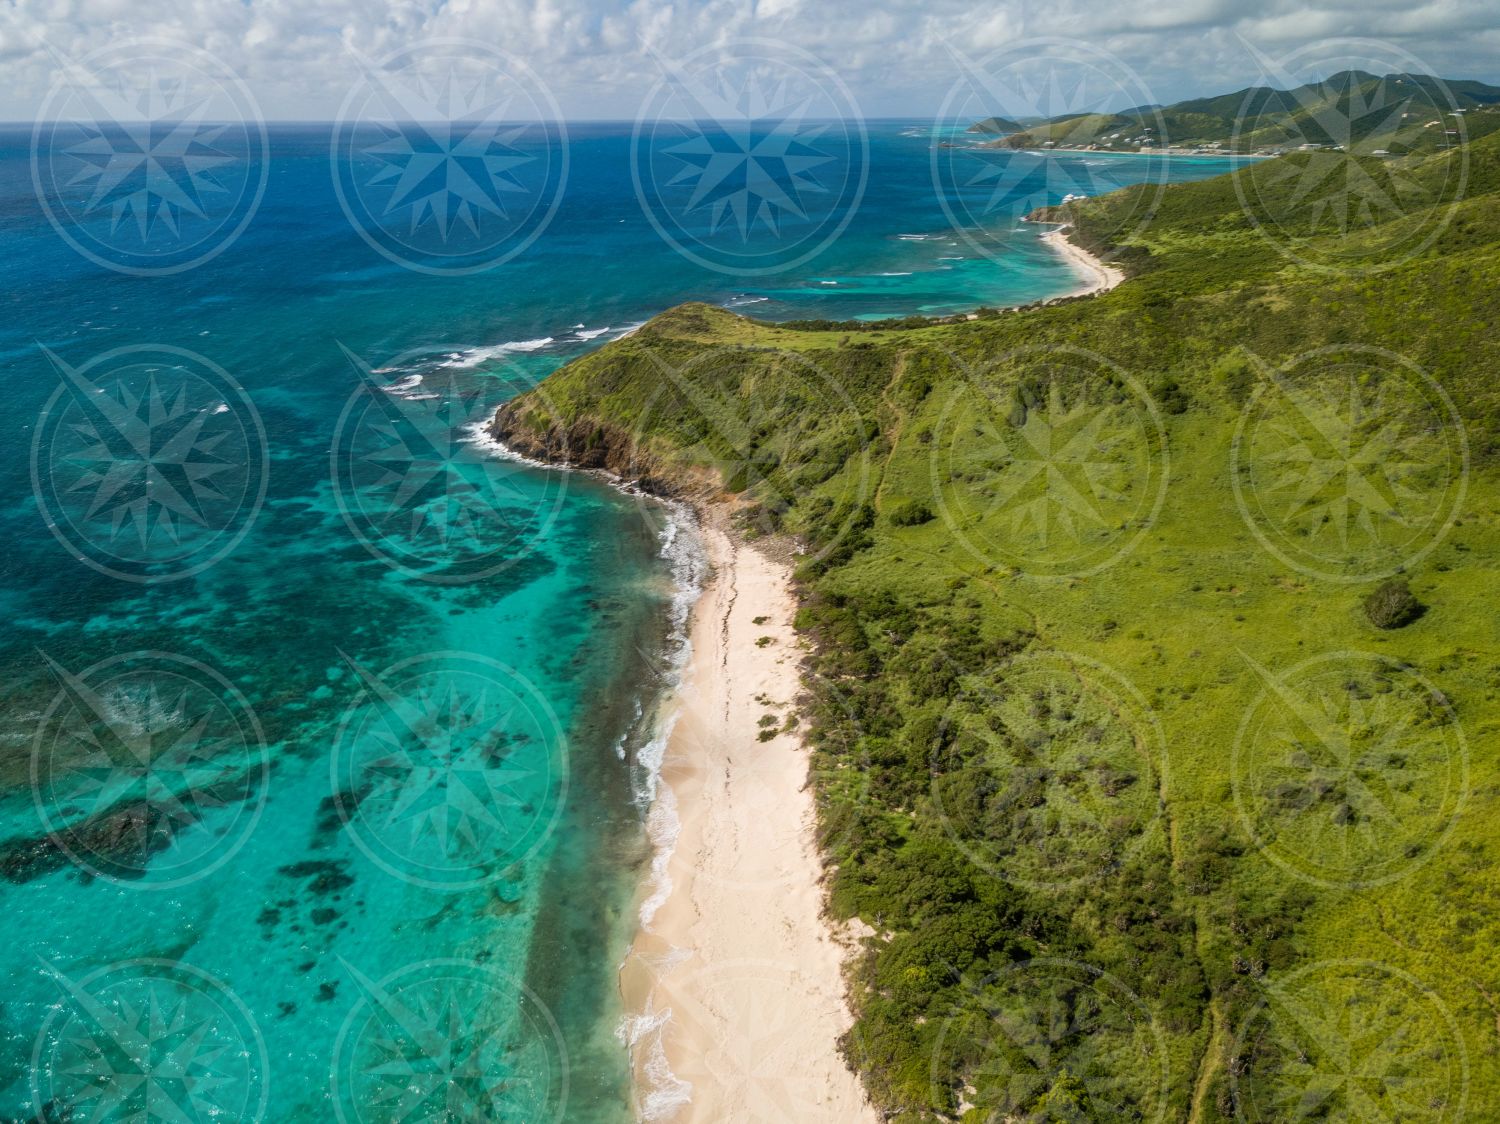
3, 0, 1499, 120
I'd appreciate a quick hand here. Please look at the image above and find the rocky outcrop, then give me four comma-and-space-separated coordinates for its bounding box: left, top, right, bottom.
488, 401, 722, 504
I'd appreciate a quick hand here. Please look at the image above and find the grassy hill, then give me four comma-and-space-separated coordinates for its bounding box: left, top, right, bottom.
494, 137, 1500, 1120
967, 116, 1024, 135
989, 69, 1500, 155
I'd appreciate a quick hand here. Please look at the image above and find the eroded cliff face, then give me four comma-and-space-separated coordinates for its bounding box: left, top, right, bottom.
488, 400, 723, 503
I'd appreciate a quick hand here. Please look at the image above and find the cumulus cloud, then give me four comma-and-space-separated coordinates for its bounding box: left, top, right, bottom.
3, 0, 1498, 120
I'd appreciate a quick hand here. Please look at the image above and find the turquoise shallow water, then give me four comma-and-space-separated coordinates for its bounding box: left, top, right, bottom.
0, 119, 1243, 1120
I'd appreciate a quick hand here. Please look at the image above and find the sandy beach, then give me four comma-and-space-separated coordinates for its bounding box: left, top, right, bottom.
619, 509, 877, 1123
1040, 227, 1126, 297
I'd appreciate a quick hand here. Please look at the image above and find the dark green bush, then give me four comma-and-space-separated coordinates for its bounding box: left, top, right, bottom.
1363, 579, 1424, 629
887, 499, 934, 527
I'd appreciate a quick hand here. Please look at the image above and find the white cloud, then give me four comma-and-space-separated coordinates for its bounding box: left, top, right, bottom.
3, 0, 1499, 120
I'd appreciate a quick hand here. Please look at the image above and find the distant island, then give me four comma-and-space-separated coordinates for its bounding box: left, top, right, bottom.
966, 68, 1500, 156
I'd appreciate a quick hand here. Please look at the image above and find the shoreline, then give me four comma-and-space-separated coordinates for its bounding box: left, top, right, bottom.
617, 507, 877, 1123
476, 419, 875, 1122
1038, 227, 1126, 297
976, 143, 1272, 160
480, 212, 1127, 1119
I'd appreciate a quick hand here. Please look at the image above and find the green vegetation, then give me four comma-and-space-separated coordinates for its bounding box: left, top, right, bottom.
886, 499, 934, 527
497, 136, 1500, 1120
987, 69, 1500, 154
966, 115, 1024, 135
1363, 578, 1425, 629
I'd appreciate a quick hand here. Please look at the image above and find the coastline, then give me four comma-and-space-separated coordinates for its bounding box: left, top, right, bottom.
481, 203, 1131, 1121
477, 415, 874, 1123
978, 142, 1272, 160
1039, 226, 1126, 297
618, 508, 877, 1122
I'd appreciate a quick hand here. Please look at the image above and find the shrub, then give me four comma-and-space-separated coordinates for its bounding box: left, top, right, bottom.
888, 500, 934, 527
1363, 579, 1424, 629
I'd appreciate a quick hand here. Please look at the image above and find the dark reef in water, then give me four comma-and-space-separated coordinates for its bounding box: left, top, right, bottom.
0, 801, 173, 884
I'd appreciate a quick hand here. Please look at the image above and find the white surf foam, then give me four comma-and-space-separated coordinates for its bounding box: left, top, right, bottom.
617, 1001, 694, 1122
439, 337, 555, 369
379, 373, 424, 394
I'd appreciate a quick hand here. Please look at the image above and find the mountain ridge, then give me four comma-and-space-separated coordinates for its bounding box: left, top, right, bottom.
977, 68, 1500, 154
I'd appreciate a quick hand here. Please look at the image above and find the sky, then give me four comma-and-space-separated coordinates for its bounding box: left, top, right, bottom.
3, 0, 1500, 121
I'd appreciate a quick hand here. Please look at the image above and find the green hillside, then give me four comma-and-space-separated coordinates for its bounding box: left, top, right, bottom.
967, 116, 1024, 135
493, 137, 1500, 1120
995, 111, 1138, 148
989, 69, 1500, 154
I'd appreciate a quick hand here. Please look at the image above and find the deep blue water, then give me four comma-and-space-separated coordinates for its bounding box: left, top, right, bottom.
0, 118, 1243, 1121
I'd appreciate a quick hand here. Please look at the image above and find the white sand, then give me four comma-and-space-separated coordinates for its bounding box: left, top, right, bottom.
620, 510, 877, 1123
1040, 227, 1126, 296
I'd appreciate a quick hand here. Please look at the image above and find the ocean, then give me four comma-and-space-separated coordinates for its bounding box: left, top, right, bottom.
0, 118, 1242, 1120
